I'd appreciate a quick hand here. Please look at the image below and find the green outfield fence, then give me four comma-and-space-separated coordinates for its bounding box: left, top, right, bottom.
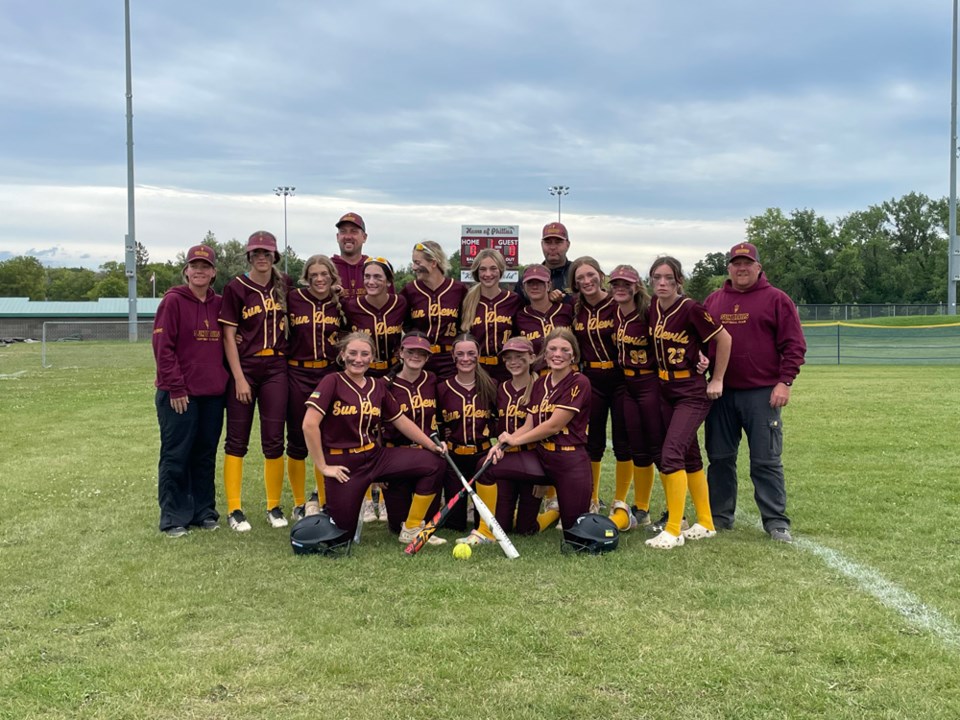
803, 322, 960, 365
796, 303, 947, 321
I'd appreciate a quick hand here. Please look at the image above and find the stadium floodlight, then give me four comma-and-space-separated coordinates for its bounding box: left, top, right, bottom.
548, 185, 570, 222
274, 186, 296, 274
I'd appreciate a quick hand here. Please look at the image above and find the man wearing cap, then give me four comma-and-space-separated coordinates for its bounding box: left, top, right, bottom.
332, 212, 370, 299
517, 222, 573, 303
703, 242, 806, 543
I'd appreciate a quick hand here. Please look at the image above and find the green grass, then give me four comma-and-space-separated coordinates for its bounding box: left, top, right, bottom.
1, 343, 959, 719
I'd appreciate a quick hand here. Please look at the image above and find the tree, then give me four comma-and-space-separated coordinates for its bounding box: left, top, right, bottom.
46, 267, 96, 301
136, 241, 150, 270
685, 252, 727, 301
0, 256, 47, 300
87, 261, 128, 299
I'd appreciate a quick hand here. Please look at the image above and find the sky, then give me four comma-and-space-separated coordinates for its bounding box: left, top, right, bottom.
0, 0, 953, 274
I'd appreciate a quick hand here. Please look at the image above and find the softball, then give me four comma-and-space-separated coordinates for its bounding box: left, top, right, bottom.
453, 543, 472, 560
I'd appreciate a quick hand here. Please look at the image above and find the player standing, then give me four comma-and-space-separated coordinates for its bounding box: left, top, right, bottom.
218, 231, 290, 532
645, 256, 732, 550
152, 244, 228, 537
401, 241, 466, 379
286, 255, 341, 521
514, 264, 573, 355
459, 248, 522, 382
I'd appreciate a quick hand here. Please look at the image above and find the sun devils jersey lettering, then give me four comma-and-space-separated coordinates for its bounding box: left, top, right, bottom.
287, 288, 339, 362
572, 294, 617, 366
219, 274, 288, 357
524, 370, 591, 446
649, 296, 721, 371
305, 373, 401, 449
467, 290, 522, 356
515, 301, 574, 353
342, 294, 407, 376
616, 305, 656, 371
437, 377, 493, 448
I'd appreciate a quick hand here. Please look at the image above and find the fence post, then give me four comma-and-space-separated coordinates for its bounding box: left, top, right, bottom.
836, 323, 841, 365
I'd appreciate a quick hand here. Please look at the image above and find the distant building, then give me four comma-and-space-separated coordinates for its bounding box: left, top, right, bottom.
0, 297, 161, 339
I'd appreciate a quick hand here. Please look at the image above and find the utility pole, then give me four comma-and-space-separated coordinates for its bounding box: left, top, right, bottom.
124, 0, 137, 340
274, 186, 295, 274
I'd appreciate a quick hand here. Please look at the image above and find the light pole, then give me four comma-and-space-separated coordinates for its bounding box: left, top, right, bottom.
548, 185, 569, 222
274, 186, 295, 274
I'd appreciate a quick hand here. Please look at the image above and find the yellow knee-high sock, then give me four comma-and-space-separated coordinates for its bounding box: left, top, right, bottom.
264, 457, 285, 509
686, 468, 715, 531
591, 461, 602, 503
287, 457, 306, 507
224, 454, 244, 514
313, 465, 327, 507
662, 470, 688, 537
404, 493, 436, 529
537, 508, 560, 532
609, 460, 635, 530
633, 464, 656, 512
364, 486, 374, 503
474, 483, 498, 540
543, 486, 557, 501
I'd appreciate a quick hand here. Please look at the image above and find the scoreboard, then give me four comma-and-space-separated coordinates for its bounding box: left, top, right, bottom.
460, 225, 520, 282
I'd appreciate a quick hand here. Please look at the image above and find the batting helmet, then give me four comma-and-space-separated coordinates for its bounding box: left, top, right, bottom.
561, 513, 620, 554
290, 513, 352, 557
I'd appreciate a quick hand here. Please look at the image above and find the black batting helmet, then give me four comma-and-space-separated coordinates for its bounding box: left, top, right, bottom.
561, 513, 620, 554
290, 513, 353, 557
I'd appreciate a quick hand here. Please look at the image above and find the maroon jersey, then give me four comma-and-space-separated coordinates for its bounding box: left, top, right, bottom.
305, 373, 401, 450
496, 380, 530, 435
650, 296, 722, 373
342, 294, 407, 377
615, 305, 656, 372
572, 295, 617, 368
381, 370, 438, 445
401, 277, 466, 377
466, 290, 523, 357
525, 371, 591, 447
287, 288, 340, 363
437, 377, 494, 449
515, 301, 574, 354
218, 274, 288, 358
153, 286, 228, 398
332, 254, 368, 300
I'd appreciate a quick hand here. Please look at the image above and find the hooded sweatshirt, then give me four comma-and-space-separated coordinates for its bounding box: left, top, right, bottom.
152, 285, 229, 399
703, 274, 806, 390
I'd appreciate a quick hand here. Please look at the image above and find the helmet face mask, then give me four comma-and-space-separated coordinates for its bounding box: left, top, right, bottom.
561, 513, 620, 554
290, 514, 353, 557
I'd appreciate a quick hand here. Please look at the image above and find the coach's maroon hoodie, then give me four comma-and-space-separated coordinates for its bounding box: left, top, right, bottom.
703, 274, 806, 390
152, 285, 229, 399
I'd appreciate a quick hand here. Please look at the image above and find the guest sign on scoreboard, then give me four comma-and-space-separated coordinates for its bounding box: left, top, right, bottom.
460, 225, 520, 283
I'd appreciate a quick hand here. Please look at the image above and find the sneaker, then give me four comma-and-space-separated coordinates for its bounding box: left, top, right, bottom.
769, 527, 793, 543
682, 523, 717, 541
361, 499, 377, 523
228, 510, 251, 533
542, 496, 559, 514
163, 526, 188, 538
609, 500, 638, 531
377, 498, 388, 523
645, 529, 685, 550
588, 499, 601, 515
456, 529, 495, 546
198, 519, 219, 531
292, 504, 305, 522
304, 492, 322, 517
266, 506, 288, 528
648, 511, 689, 534
399, 522, 447, 546
631, 505, 651, 527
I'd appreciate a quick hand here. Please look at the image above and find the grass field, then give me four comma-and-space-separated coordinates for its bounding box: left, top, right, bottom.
1, 342, 959, 719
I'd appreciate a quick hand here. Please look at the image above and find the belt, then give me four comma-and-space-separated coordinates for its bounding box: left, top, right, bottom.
540, 441, 578, 452
585, 361, 614, 370
254, 349, 283, 357
451, 442, 492, 455
478, 356, 499, 366
288, 359, 329, 369
370, 359, 390, 371
658, 369, 692, 381
623, 368, 655, 377
384, 442, 418, 448
429, 344, 454, 354
504, 443, 537, 453
328, 442, 376, 455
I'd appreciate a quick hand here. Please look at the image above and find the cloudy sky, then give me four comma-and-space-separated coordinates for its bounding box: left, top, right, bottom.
0, 0, 953, 273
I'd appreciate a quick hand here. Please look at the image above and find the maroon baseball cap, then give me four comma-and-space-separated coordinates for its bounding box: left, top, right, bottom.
246, 231, 279, 259
608, 266, 640, 284
522, 265, 551, 283
499, 336, 535, 355
542, 222, 569, 241
400, 334, 433, 352
184, 244, 216, 268
728, 242, 759, 263
336, 212, 366, 232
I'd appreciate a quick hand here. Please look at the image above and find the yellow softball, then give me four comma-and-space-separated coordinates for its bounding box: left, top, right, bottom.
453, 543, 472, 560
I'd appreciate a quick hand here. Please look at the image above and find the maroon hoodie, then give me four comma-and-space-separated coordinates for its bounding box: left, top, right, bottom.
153, 285, 229, 399
704, 274, 806, 390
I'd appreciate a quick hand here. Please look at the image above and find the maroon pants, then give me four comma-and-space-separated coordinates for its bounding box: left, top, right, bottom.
621, 372, 664, 468
224, 355, 288, 459
583, 368, 630, 462
286, 365, 333, 460
487, 446, 592, 532
324, 445, 445, 537
658, 376, 711, 474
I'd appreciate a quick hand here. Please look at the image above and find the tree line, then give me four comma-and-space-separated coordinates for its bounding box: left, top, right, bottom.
0, 192, 949, 304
